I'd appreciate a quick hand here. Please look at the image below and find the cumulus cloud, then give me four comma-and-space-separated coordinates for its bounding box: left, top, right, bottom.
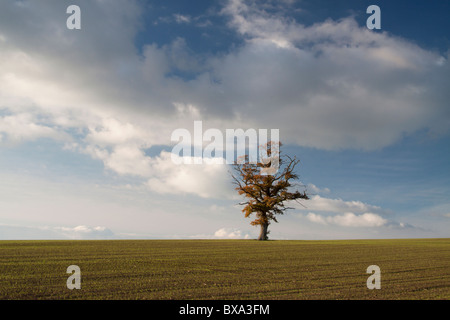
306, 184, 330, 195
1, 0, 449, 199
103, 145, 153, 177
296, 193, 401, 228
306, 212, 387, 227
210, 0, 450, 149
300, 193, 420, 229
299, 195, 385, 215
146, 151, 234, 199
85, 118, 150, 148
2, 0, 449, 148
214, 227, 251, 239
52, 225, 115, 239
0, 112, 66, 144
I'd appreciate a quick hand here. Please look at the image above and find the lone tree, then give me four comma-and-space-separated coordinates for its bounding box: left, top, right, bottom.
230, 141, 309, 241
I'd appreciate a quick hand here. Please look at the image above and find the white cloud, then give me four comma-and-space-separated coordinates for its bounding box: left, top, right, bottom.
299, 193, 396, 228
214, 227, 251, 239
0, 224, 116, 240
53, 225, 115, 239
0, 113, 66, 143
306, 212, 327, 225
330, 212, 387, 227
146, 151, 233, 199
104, 145, 153, 177
86, 118, 149, 147
306, 184, 330, 195
306, 212, 387, 227
299, 195, 384, 215
213, 0, 450, 149
174, 14, 191, 24
1, 0, 448, 155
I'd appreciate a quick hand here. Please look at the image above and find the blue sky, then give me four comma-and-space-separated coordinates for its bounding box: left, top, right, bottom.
0, 0, 449, 240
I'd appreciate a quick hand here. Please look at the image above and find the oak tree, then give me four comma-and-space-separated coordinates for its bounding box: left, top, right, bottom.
230, 142, 309, 240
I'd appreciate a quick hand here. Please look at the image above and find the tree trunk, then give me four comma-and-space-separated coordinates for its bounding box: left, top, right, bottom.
258, 222, 269, 241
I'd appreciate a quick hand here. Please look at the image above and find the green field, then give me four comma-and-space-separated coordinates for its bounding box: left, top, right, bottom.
0, 238, 448, 300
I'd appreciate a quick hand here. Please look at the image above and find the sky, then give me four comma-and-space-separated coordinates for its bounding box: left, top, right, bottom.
0, 0, 449, 240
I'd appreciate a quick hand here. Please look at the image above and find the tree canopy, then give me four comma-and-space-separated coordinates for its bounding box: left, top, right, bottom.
230, 142, 309, 240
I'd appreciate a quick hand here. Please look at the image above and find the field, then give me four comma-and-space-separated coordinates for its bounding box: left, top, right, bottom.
0, 238, 449, 300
